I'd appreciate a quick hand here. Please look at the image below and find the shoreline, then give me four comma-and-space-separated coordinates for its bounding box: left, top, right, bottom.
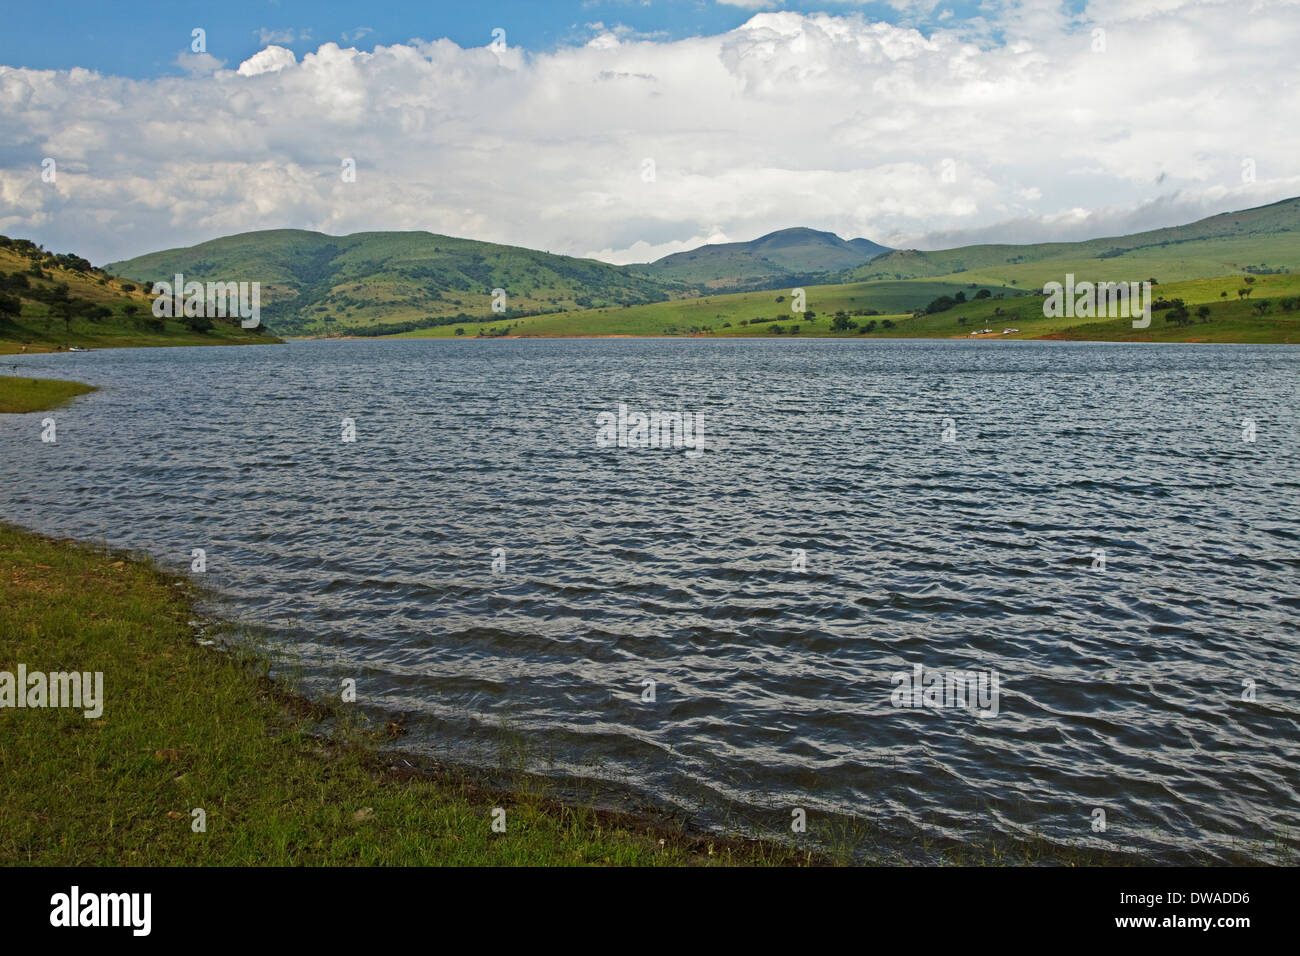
0, 522, 1184, 866
0, 522, 812, 866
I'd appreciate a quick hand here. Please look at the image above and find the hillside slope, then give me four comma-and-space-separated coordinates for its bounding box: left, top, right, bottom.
848, 196, 1300, 286
108, 230, 684, 337
0, 236, 278, 354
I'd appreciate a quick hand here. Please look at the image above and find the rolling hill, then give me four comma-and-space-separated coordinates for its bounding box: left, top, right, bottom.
846, 196, 1300, 288
0, 236, 278, 354
107, 230, 686, 337
629, 227, 891, 291
100, 195, 1300, 343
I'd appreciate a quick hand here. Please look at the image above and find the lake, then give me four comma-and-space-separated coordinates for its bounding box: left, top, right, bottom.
2, 338, 1297, 862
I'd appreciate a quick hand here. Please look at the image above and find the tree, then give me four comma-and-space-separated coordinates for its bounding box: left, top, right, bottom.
1196, 305, 1211, 323
974, 289, 991, 299
0, 292, 20, 322
1165, 299, 1191, 326
454, 327, 465, 335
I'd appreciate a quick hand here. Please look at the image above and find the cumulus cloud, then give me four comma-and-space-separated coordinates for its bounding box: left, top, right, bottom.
0, 2, 1296, 265
238, 46, 298, 77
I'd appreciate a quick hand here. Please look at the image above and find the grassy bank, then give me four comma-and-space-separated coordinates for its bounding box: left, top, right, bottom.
0, 376, 97, 414
0, 525, 806, 866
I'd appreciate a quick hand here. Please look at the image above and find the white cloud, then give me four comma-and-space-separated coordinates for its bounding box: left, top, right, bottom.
173, 51, 226, 76
237, 46, 298, 76
0, 2, 1297, 266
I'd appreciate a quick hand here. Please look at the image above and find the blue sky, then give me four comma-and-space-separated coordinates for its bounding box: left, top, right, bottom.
1, 0, 995, 78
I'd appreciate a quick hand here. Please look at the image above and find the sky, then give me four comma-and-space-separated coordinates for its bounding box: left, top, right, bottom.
0, 0, 1297, 265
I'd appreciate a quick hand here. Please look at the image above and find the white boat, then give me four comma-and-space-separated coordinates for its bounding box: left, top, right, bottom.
68, 346, 89, 352
1002, 328, 1019, 334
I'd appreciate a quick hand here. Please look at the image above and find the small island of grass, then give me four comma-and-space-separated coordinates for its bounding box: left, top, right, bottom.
0, 375, 97, 414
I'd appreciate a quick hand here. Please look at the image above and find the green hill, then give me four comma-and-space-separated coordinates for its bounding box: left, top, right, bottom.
0, 236, 279, 354
107, 229, 685, 337
847, 196, 1300, 287
631, 227, 890, 290
101, 196, 1300, 344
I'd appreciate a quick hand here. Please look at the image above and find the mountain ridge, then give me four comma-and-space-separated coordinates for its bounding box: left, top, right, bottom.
103, 196, 1300, 337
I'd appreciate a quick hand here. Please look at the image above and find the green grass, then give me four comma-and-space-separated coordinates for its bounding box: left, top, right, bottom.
0, 525, 809, 866
393, 278, 1023, 338
390, 272, 1300, 343
0, 376, 96, 414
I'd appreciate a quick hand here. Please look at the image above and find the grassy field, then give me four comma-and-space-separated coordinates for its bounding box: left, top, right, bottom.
0, 376, 96, 414
0, 524, 811, 866
0, 241, 281, 355
393, 278, 1024, 338
391, 272, 1300, 343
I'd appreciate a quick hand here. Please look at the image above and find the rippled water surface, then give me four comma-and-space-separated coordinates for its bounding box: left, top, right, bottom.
3, 338, 1298, 862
